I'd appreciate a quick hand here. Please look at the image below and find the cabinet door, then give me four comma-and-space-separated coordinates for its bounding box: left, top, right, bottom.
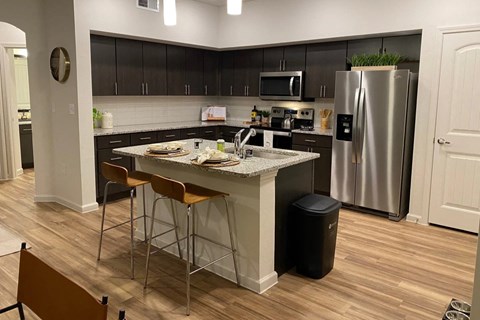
90, 35, 117, 96
220, 51, 235, 96
246, 49, 263, 97
233, 50, 248, 96
283, 45, 306, 71
167, 45, 186, 95
346, 38, 382, 60
305, 41, 347, 98
204, 50, 219, 96
185, 48, 204, 95
116, 38, 144, 95
142, 42, 167, 95
263, 47, 284, 72
311, 146, 332, 195
19, 125, 34, 168
158, 129, 185, 141
382, 34, 421, 61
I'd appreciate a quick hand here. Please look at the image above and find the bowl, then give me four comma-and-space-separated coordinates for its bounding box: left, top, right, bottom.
445, 310, 470, 320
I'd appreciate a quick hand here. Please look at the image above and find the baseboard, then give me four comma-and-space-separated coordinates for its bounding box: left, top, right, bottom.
406, 213, 426, 224
34, 195, 99, 213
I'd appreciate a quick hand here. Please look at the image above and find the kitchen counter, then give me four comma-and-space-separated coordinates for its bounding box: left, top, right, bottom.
115, 139, 317, 293
113, 139, 319, 178
94, 120, 333, 137
93, 120, 249, 136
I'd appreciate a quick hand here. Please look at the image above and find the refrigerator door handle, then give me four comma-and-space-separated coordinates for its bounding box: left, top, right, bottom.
352, 88, 360, 164
356, 88, 366, 163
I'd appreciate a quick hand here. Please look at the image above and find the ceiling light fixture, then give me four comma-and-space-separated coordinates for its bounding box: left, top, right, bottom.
227, 0, 242, 15
163, 0, 176, 26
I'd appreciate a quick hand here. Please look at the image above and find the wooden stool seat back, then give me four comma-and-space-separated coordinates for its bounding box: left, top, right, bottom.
150, 175, 187, 203
101, 162, 129, 185
17, 249, 108, 320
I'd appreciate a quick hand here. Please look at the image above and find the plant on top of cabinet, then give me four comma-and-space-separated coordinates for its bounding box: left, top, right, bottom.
349, 52, 405, 71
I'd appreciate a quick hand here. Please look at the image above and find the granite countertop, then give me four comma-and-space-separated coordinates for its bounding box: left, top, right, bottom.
292, 128, 333, 136
94, 121, 333, 137
93, 120, 249, 136
113, 139, 319, 178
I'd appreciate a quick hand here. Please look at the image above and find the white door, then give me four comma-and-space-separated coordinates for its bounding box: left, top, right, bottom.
429, 30, 480, 233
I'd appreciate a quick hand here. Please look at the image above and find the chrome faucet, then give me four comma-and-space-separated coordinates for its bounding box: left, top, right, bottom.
234, 128, 256, 158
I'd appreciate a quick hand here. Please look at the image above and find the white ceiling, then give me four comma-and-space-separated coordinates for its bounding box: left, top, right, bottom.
193, 0, 252, 6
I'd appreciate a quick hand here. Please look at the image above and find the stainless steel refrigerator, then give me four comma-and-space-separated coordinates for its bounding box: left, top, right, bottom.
331, 70, 418, 221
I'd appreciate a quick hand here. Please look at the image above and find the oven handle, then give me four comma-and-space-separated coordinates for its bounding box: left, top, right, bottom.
254, 128, 292, 137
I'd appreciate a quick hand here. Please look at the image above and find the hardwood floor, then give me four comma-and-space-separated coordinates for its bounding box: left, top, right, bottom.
0, 170, 477, 319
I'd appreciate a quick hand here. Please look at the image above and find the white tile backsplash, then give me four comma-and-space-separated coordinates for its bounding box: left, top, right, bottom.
92, 95, 335, 128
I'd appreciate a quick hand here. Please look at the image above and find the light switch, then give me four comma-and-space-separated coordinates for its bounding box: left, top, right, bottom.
69, 104, 75, 115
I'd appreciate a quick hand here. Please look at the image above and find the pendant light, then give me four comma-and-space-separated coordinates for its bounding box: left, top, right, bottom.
163, 0, 176, 26
227, 0, 242, 15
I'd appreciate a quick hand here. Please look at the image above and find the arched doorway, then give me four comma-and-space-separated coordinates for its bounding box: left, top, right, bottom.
0, 21, 29, 180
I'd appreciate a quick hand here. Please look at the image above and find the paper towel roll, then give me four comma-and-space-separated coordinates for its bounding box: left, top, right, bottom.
263, 130, 273, 148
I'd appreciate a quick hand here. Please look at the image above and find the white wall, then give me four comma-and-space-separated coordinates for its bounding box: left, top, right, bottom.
0, 22, 25, 47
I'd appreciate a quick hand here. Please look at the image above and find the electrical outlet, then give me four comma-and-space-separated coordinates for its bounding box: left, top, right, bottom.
69, 104, 75, 115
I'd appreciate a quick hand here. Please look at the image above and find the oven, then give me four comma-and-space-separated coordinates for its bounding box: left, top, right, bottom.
249, 128, 293, 149
248, 106, 315, 150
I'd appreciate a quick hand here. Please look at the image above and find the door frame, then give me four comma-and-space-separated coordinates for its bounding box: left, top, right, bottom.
406, 24, 480, 225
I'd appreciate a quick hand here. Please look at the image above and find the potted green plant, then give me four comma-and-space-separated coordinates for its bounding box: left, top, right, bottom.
348, 53, 404, 71
93, 107, 102, 128
261, 110, 270, 124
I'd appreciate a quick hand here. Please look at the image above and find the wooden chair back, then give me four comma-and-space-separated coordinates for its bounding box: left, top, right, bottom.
101, 162, 128, 185
17, 248, 108, 320
150, 174, 186, 203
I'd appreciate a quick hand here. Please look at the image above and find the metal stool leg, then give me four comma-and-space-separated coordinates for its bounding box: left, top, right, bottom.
186, 204, 192, 316
170, 199, 183, 260
143, 185, 148, 242
144, 196, 160, 288
192, 205, 196, 267
129, 188, 135, 279
97, 181, 112, 261
223, 196, 240, 286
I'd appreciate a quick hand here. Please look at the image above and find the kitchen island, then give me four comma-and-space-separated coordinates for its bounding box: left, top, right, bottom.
114, 139, 319, 293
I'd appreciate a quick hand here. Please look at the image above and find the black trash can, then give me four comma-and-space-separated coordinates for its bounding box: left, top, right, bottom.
292, 194, 341, 279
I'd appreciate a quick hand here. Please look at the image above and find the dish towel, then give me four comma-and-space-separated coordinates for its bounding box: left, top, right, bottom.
263, 131, 273, 148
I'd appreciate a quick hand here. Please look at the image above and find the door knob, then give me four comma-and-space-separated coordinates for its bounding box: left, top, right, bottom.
437, 138, 451, 145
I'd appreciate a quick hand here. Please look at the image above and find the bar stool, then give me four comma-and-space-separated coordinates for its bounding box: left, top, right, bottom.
97, 162, 152, 279
144, 174, 240, 316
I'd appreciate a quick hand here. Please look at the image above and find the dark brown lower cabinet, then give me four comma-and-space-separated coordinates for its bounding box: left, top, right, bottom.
292, 133, 332, 195
19, 124, 34, 168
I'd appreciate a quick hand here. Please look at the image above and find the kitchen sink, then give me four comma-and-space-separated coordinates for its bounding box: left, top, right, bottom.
226, 148, 297, 160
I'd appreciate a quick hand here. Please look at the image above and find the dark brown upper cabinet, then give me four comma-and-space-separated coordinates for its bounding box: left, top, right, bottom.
233, 49, 263, 97
220, 51, 235, 96
115, 38, 144, 95
263, 45, 306, 72
346, 38, 383, 60
167, 45, 204, 95
305, 41, 347, 99
90, 35, 117, 96
203, 50, 219, 96
142, 42, 167, 95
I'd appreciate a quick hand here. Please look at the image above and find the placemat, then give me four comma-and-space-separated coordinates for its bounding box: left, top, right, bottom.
191, 159, 240, 167
144, 149, 190, 158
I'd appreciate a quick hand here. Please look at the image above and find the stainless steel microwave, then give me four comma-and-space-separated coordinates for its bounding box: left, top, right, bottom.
259, 71, 304, 101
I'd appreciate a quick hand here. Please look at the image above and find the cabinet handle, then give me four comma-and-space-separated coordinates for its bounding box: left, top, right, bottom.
229, 131, 237, 134
244, 86, 247, 96
188, 84, 191, 95
139, 137, 152, 140
109, 140, 123, 144
141, 83, 145, 95
247, 85, 249, 96
165, 134, 176, 138
205, 130, 213, 134
304, 139, 317, 143
22, 128, 32, 132
186, 132, 196, 136
324, 85, 327, 97
185, 84, 188, 95
279, 60, 283, 71
110, 157, 123, 161
145, 83, 149, 95
230, 85, 233, 96
114, 82, 118, 95
283, 59, 286, 71
204, 85, 208, 96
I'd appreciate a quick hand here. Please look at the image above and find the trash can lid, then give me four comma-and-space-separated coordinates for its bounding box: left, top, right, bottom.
292, 194, 341, 215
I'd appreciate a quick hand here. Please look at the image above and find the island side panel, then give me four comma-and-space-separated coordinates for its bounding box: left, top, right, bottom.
275, 160, 314, 276
135, 157, 279, 294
